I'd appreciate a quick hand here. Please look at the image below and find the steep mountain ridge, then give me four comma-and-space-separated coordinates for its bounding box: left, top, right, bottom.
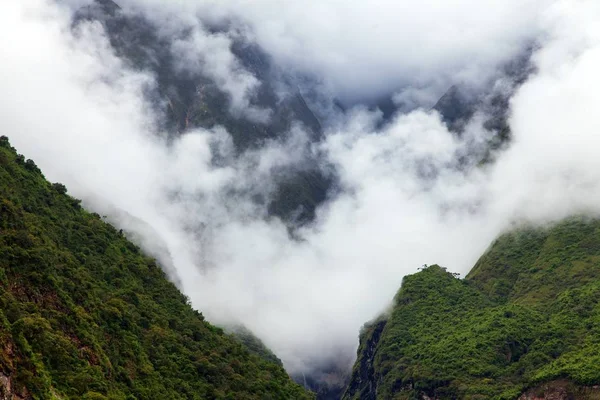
344, 218, 600, 399
3, 3, 575, 399
0, 136, 312, 399
5, 124, 600, 399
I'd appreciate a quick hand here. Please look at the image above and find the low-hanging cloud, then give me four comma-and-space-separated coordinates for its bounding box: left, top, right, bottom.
130, 0, 554, 105
169, 25, 271, 122
3, 0, 600, 385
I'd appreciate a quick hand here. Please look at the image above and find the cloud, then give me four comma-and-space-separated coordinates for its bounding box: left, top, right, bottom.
99, 0, 271, 122
130, 0, 553, 104
3, 0, 600, 387
486, 0, 600, 223
169, 25, 271, 122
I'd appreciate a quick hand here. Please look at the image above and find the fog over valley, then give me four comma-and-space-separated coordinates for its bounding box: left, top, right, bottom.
2, 0, 600, 394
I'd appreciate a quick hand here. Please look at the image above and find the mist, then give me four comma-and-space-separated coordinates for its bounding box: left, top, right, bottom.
129, 0, 552, 105
2, 0, 600, 385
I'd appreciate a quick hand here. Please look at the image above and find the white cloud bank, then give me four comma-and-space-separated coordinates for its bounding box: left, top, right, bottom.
131, 0, 553, 103
2, 0, 600, 380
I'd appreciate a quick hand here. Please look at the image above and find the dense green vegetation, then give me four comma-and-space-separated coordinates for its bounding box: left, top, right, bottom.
344, 218, 600, 399
229, 326, 283, 367
0, 136, 312, 399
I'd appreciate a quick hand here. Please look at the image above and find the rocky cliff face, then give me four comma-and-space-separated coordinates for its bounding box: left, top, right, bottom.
1, 371, 29, 400
63, 3, 551, 398
342, 318, 387, 400
518, 380, 600, 400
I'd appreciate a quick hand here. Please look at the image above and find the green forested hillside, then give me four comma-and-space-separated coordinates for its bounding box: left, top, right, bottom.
0, 136, 312, 400
344, 218, 600, 400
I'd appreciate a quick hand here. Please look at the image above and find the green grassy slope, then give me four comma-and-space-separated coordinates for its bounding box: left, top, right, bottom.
0, 136, 312, 400
344, 218, 600, 399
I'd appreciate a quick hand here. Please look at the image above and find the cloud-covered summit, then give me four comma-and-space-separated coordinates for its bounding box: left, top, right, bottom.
3, 0, 600, 392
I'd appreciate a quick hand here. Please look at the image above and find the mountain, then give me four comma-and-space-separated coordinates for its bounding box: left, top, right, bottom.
344, 218, 600, 399
432, 48, 533, 137
73, 0, 530, 230
5, 3, 549, 399
0, 136, 312, 399
74, 0, 334, 226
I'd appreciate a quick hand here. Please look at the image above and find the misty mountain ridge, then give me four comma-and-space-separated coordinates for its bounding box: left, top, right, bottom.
0, 136, 311, 399
73, 0, 528, 231
7, 0, 545, 395
5, 139, 600, 399
3, 0, 600, 399
344, 218, 600, 399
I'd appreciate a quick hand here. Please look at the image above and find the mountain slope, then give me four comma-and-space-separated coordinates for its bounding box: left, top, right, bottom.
0, 136, 312, 399
344, 218, 600, 399
74, 0, 333, 226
